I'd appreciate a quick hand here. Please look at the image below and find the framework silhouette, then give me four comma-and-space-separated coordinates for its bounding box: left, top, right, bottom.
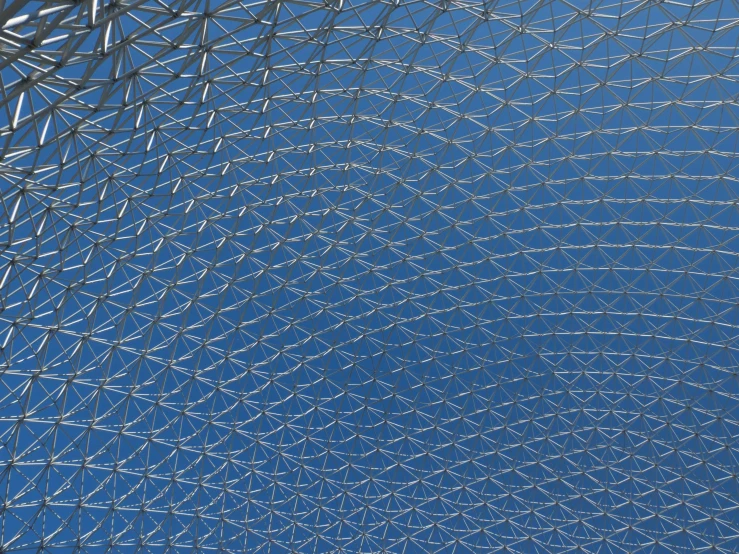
0, 0, 738, 552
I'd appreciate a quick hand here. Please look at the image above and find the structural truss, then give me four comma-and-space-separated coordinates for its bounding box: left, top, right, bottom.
0, 0, 738, 552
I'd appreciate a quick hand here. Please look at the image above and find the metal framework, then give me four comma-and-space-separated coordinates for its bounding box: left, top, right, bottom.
0, 0, 738, 552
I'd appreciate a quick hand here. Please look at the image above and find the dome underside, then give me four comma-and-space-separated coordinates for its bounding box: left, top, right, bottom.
0, 0, 738, 552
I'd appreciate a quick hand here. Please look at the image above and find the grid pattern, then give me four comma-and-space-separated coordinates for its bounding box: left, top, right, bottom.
0, 0, 739, 552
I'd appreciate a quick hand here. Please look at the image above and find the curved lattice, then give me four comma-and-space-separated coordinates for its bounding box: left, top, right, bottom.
0, 0, 738, 552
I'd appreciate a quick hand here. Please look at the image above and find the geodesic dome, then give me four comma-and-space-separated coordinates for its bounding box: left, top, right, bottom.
0, 0, 738, 552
